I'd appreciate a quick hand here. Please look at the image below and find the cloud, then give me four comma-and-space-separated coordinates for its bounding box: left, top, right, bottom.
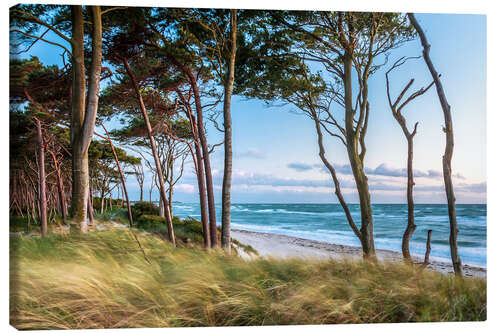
234, 148, 266, 159
287, 162, 314, 172
456, 182, 486, 193
289, 161, 466, 180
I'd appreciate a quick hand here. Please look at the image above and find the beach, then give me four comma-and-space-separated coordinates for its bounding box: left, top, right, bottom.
231, 229, 486, 278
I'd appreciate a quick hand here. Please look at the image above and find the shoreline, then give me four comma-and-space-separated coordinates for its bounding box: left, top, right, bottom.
231, 229, 486, 278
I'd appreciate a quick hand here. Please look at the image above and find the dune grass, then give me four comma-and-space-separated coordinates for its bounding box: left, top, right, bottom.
10, 228, 486, 330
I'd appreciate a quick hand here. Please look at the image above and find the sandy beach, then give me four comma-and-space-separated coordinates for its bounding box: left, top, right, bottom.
231, 229, 486, 279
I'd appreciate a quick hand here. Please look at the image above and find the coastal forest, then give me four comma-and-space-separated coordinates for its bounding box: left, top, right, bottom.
9, 5, 486, 329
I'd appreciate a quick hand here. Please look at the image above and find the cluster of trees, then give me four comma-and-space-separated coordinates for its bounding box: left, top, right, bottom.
10, 6, 462, 275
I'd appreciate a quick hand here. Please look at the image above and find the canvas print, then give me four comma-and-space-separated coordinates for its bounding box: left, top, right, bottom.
9, 3, 486, 330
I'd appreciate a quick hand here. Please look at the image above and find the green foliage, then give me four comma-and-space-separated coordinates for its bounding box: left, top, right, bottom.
95, 207, 129, 225
131, 201, 160, 219
136, 214, 165, 229
10, 216, 31, 232
10, 230, 486, 330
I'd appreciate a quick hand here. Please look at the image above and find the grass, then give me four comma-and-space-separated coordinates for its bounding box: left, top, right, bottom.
10, 227, 486, 330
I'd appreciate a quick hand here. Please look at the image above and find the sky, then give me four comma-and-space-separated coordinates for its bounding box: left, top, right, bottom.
13, 11, 487, 204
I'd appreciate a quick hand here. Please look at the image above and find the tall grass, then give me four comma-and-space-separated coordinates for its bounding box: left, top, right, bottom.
10, 229, 486, 330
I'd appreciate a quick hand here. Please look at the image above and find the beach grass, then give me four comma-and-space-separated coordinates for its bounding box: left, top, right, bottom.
10, 226, 486, 330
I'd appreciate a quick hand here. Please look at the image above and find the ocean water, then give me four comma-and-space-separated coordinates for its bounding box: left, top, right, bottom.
171, 203, 487, 267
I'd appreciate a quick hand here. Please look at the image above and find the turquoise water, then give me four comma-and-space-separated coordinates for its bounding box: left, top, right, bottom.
171, 203, 486, 267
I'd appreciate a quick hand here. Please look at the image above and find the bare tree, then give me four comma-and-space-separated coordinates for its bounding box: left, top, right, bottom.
132, 163, 145, 201
408, 13, 462, 276
385, 56, 435, 262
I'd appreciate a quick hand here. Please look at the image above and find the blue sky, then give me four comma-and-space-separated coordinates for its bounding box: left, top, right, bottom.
15, 12, 487, 204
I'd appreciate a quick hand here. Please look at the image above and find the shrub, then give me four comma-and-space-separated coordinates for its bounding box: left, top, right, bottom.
131, 201, 159, 219
10, 216, 30, 232
136, 214, 165, 229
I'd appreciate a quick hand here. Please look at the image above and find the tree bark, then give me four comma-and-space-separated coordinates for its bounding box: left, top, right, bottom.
221, 9, 237, 251
99, 123, 134, 227
176, 91, 211, 248
408, 13, 462, 276
424, 229, 432, 266
48, 149, 67, 225
343, 54, 376, 259
69, 5, 88, 231
188, 71, 218, 248
100, 188, 105, 214
311, 110, 362, 242
36, 118, 47, 236
88, 190, 94, 225
69, 6, 102, 232
123, 59, 176, 245
165, 54, 217, 248
402, 138, 417, 261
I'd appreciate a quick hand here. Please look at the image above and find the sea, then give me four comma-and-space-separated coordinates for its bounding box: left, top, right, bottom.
171, 203, 487, 267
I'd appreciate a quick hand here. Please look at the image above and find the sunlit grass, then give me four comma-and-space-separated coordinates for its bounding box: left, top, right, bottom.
10, 229, 486, 329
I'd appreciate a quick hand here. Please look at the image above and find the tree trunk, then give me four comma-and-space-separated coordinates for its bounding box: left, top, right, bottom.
402, 137, 417, 261
69, 6, 102, 232
424, 229, 432, 265
49, 150, 67, 225
69, 5, 88, 231
100, 123, 134, 226
36, 118, 47, 236
191, 77, 218, 247
87, 190, 94, 225
221, 9, 237, 251
140, 185, 144, 202
177, 91, 211, 248
123, 59, 175, 246
166, 56, 217, 248
168, 161, 174, 220
100, 189, 105, 214
311, 111, 361, 242
343, 54, 375, 259
408, 13, 462, 276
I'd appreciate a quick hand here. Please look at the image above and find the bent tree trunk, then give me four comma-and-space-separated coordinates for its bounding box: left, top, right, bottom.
189, 73, 218, 248
123, 59, 176, 246
99, 123, 134, 227
221, 9, 238, 251
166, 54, 218, 248
36, 118, 47, 236
176, 90, 211, 248
408, 13, 462, 276
343, 54, 375, 259
311, 110, 362, 243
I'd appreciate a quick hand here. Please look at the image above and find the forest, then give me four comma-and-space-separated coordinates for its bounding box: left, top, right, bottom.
9, 5, 486, 329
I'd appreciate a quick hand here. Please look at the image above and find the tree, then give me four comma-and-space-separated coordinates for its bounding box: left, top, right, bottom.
221, 9, 238, 251
408, 13, 462, 275
69, 5, 103, 232
149, 8, 223, 247
236, 11, 414, 259
385, 56, 435, 262
131, 162, 145, 201
11, 5, 106, 232
10, 57, 73, 235
95, 122, 141, 226
168, 8, 239, 250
